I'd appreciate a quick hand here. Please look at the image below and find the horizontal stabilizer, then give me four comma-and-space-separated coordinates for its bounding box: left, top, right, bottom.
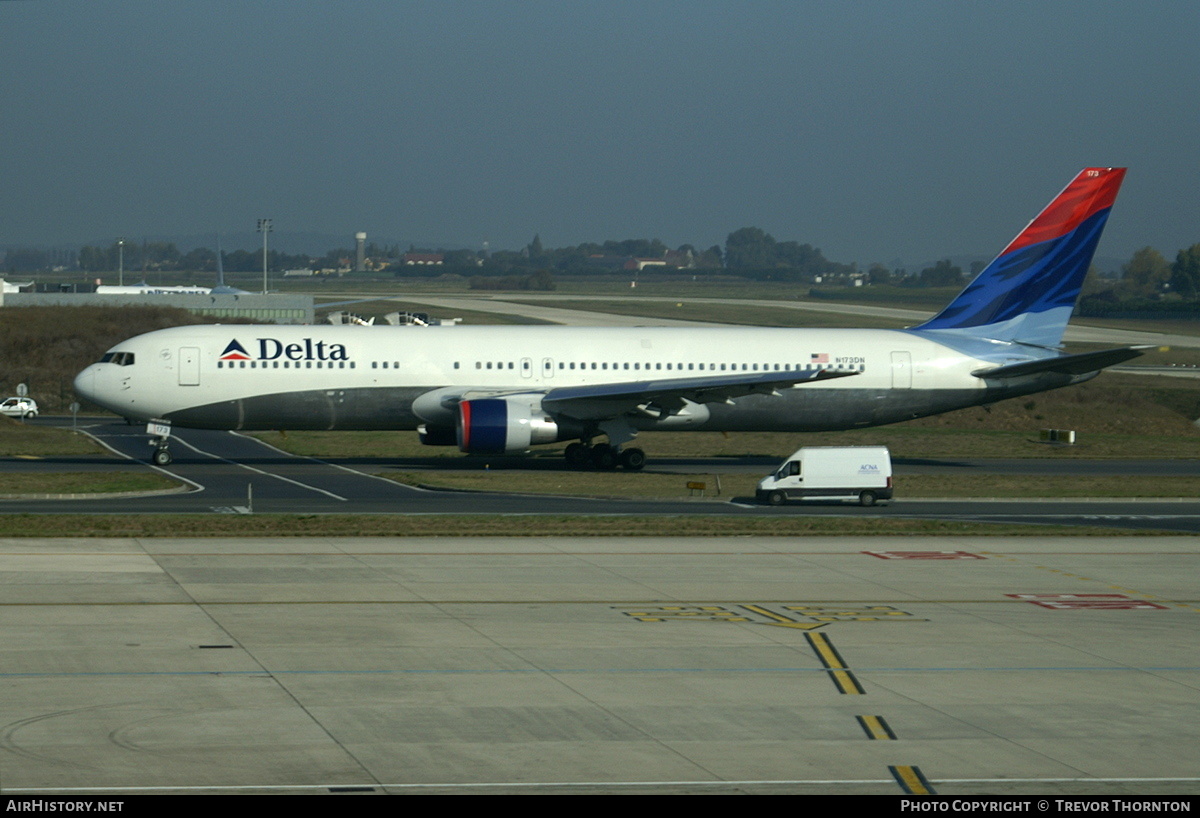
971, 346, 1149, 379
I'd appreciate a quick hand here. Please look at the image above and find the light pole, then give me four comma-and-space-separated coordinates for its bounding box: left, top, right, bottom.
257, 219, 272, 293
117, 237, 125, 286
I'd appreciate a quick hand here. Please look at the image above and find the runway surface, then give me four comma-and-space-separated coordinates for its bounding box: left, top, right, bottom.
5, 419, 1200, 534
379, 292, 1200, 349
1, 534, 1197, 795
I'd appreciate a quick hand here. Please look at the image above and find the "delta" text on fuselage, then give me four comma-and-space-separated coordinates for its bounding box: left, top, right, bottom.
257, 338, 350, 362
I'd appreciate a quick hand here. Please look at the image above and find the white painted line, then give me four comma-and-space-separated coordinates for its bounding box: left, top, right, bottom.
231, 430, 438, 493
170, 435, 348, 501
75, 427, 205, 494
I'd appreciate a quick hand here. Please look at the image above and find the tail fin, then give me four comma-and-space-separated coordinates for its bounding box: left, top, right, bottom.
913, 167, 1126, 347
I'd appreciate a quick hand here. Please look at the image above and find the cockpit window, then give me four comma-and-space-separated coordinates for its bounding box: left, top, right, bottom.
100, 352, 135, 366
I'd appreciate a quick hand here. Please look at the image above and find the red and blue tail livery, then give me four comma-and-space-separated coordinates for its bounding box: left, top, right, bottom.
914, 167, 1126, 348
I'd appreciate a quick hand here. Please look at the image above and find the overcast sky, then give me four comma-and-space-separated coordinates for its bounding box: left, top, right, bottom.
3, 0, 1197, 266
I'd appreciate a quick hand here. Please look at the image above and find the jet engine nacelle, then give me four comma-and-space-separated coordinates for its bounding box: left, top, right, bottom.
417, 424, 457, 446
457, 397, 565, 454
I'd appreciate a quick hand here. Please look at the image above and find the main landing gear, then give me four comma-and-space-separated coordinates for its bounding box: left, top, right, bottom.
564, 441, 646, 471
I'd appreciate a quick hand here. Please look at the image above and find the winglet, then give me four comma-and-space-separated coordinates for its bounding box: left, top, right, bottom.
913, 167, 1126, 347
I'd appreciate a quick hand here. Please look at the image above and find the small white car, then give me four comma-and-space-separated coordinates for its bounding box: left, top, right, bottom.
0, 397, 38, 418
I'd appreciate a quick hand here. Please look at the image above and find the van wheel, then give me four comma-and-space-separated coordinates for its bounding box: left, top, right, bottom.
767, 490, 786, 506
858, 490, 876, 507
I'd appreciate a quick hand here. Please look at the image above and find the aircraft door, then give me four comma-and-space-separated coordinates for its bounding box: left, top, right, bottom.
542, 357, 555, 379
179, 347, 201, 386
891, 351, 912, 389
521, 357, 533, 379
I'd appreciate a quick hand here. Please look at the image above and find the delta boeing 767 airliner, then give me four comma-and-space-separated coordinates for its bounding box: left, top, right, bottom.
75, 167, 1141, 470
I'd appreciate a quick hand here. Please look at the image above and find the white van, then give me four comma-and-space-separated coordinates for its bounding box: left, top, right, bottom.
756, 446, 892, 506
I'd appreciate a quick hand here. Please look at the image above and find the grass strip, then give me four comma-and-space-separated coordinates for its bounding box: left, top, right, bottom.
0, 513, 1178, 538
0, 472, 180, 495
382, 471, 1200, 500
0, 423, 105, 456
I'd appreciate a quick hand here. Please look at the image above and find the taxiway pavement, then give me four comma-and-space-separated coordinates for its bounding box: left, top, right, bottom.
5, 419, 1200, 533
1, 534, 1197, 795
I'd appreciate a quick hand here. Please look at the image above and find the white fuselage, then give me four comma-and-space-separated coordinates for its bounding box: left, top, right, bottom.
73, 323, 1073, 436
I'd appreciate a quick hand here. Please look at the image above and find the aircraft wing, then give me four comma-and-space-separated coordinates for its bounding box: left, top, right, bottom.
542, 368, 858, 420
971, 346, 1150, 380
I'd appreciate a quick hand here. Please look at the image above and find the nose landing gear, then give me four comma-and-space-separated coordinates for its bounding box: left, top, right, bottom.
147, 419, 173, 467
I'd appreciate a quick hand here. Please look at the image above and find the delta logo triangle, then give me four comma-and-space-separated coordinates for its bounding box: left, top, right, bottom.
219, 339, 252, 361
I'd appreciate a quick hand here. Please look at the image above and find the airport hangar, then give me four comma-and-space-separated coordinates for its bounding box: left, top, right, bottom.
0, 289, 314, 324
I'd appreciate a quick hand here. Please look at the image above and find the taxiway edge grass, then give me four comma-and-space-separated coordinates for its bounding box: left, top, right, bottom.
0, 472, 179, 495
0, 513, 1178, 537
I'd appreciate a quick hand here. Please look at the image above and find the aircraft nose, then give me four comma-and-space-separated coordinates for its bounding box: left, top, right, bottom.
73, 365, 97, 404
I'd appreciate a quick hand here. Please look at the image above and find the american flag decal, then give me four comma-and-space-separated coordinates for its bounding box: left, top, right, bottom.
811, 353, 829, 363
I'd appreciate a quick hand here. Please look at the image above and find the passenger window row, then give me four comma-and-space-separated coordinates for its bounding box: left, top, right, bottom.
217, 360, 356, 369
213, 358, 866, 374
468, 361, 867, 373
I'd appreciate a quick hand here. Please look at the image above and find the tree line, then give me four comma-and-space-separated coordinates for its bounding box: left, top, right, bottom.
9, 234, 1200, 308
1077, 244, 1200, 317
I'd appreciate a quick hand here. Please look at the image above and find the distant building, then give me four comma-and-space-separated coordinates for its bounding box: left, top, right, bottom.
589, 252, 694, 273
663, 248, 695, 268
1, 291, 314, 324
403, 253, 444, 266
586, 254, 631, 271
96, 284, 212, 295
0, 279, 34, 294
626, 258, 667, 272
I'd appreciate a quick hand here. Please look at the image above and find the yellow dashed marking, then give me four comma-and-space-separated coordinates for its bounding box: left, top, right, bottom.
890, 764, 935, 794
856, 715, 896, 740
806, 632, 847, 669
805, 633, 863, 694
829, 669, 865, 695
